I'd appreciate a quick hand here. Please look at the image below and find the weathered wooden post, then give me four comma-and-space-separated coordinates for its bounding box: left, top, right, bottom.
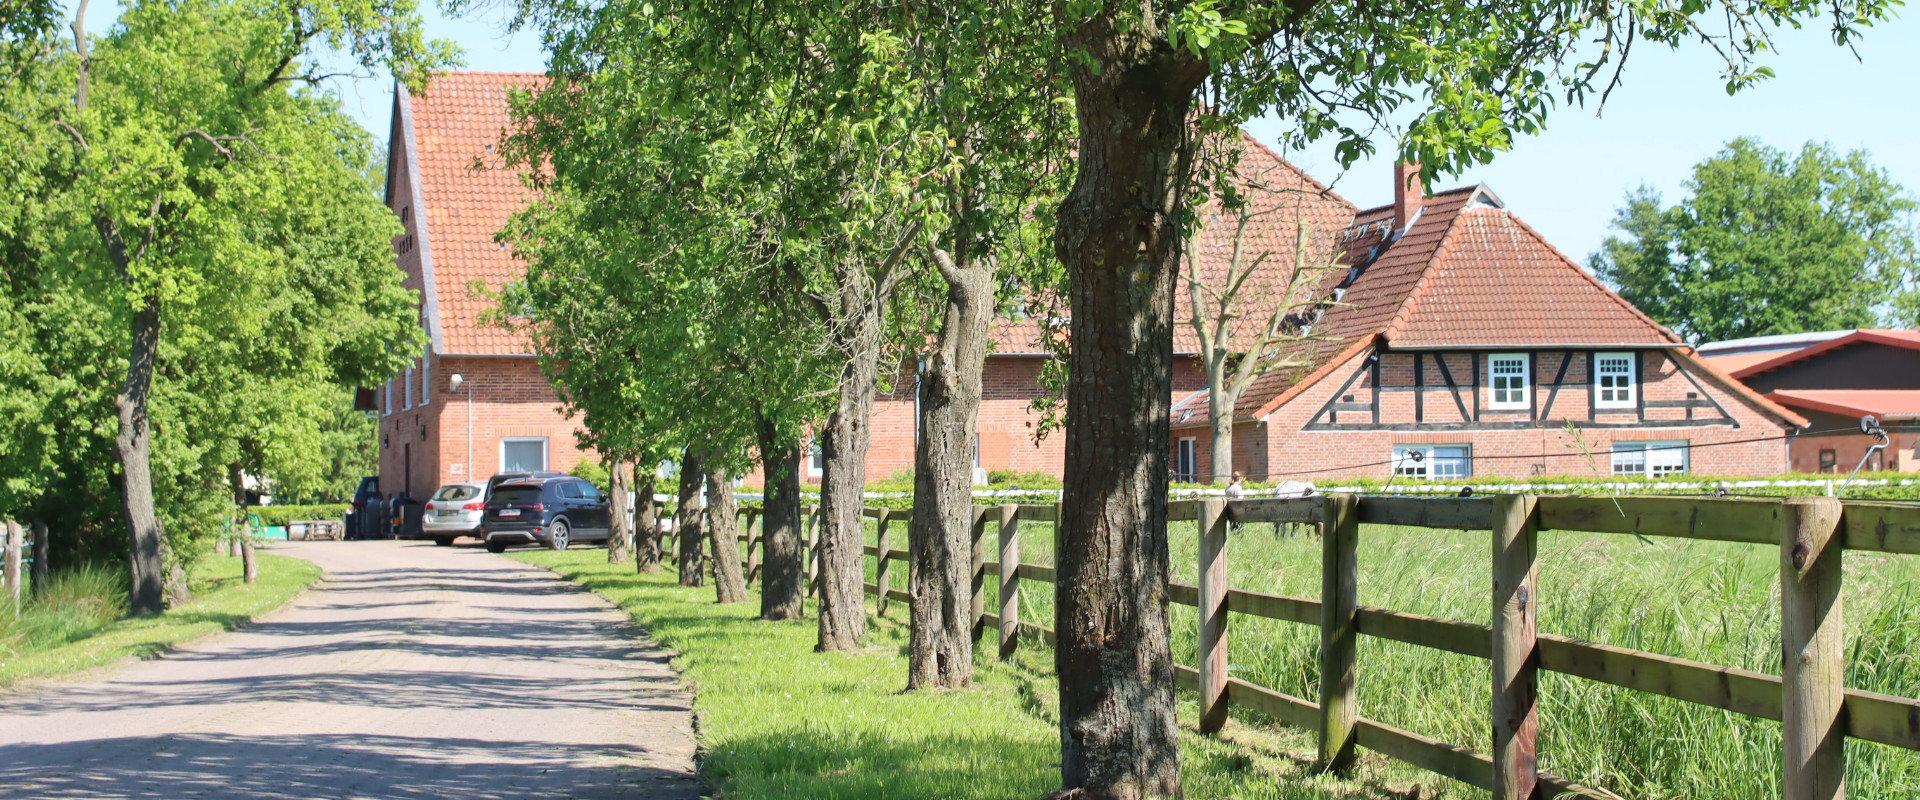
743, 509, 761, 585
1318, 493, 1360, 771
1781, 496, 1846, 800
997, 503, 1020, 660
874, 509, 894, 614
807, 504, 823, 597
970, 505, 989, 642
1491, 493, 1541, 800
1198, 498, 1230, 734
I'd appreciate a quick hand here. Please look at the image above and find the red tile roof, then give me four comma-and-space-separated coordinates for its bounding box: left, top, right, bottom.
1765, 390, 1920, 421
1700, 349, 1789, 375
1729, 329, 1920, 379
1235, 185, 1685, 418
402, 72, 547, 355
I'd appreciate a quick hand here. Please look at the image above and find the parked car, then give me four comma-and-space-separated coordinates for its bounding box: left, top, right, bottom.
347, 477, 380, 540
422, 482, 487, 547
481, 475, 610, 553
486, 471, 565, 496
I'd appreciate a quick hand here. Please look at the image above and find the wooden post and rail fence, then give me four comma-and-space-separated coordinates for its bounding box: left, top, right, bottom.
696, 493, 1920, 799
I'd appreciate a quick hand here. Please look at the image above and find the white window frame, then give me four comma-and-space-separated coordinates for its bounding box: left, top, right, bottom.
1487, 354, 1529, 410
807, 439, 824, 477
499, 437, 550, 473
420, 351, 430, 406
403, 366, 414, 410
1393, 445, 1472, 480
1176, 438, 1197, 482
1595, 352, 1636, 409
383, 380, 392, 417
1612, 440, 1688, 477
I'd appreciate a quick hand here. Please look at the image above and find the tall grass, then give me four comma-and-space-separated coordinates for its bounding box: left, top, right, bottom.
926, 516, 1920, 798
0, 565, 128, 658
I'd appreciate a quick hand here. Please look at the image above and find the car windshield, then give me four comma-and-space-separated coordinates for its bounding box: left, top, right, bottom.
490, 486, 543, 504
434, 485, 480, 502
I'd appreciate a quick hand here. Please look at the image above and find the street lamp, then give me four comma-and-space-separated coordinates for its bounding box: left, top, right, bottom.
450, 373, 473, 481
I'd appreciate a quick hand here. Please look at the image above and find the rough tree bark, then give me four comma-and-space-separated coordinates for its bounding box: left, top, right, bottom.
706, 465, 748, 603
1050, 17, 1205, 797
229, 463, 255, 584
815, 274, 901, 651
907, 245, 995, 690
30, 519, 49, 600
758, 417, 806, 620
118, 293, 167, 613
608, 459, 633, 565
675, 448, 707, 587
635, 473, 661, 573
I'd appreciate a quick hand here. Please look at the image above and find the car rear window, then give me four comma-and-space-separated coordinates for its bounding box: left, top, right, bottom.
491, 487, 544, 504
434, 485, 480, 502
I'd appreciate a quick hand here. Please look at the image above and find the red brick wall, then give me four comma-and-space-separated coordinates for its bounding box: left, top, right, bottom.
1243, 347, 1792, 482
376, 355, 595, 499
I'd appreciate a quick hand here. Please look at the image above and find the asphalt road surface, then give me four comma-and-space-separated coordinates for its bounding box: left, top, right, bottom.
0, 540, 701, 800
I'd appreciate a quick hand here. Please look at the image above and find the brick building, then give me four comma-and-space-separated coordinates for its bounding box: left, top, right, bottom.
372, 73, 594, 504
1166, 164, 1806, 482
1700, 329, 1920, 474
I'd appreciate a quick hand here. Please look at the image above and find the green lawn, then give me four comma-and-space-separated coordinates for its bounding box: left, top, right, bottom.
0, 553, 321, 689
517, 550, 1459, 799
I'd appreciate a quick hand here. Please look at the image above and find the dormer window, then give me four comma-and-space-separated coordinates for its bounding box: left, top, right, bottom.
1487, 354, 1529, 410
1595, 352, 1636, 409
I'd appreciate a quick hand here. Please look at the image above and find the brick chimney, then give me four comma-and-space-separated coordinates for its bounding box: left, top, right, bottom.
1393, 160, 1424, 231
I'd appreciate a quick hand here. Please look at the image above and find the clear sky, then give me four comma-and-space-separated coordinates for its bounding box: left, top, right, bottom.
75, 2, 1920, 266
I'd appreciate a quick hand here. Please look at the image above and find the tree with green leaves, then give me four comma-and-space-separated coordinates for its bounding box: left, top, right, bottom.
1592, 138, 1919, 342
5, 0, 452, 613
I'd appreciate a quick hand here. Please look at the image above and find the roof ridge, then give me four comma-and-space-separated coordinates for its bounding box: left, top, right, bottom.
1350, 185, 1480, 218
1235, 133, 1355, 210
1494, 205, 1683, 345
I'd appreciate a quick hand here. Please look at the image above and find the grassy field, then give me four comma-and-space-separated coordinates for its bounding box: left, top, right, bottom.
949, 516, 1920, 798
0, 553, 321, 689
518, 549, 1458, 799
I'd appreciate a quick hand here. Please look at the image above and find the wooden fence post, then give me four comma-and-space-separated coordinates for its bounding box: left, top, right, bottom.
1198, 498, 1230, 734
997, 503, 1020, 660
971, 505, 989, 642
744, 509, 761, 585
1781, 496, 1845, 800
875, 509, 894, 615
805, 505, 822, 597
3, 519, 21, 608
1318, 493, 1360, 771
1491, 493, 1541, 800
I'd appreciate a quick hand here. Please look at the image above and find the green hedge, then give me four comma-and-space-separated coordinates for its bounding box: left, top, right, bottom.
250, 504, 352, 527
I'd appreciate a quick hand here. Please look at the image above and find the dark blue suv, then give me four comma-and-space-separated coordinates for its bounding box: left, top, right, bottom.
480, 476, 610, 553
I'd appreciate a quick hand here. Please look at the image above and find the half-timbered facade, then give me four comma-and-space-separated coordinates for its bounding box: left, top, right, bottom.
1170, 166, 1806, 481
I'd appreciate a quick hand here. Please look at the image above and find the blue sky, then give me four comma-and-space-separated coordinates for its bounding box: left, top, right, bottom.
78, 2, 1920, 265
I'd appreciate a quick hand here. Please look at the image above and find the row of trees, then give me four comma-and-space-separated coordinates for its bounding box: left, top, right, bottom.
0, 0, 456, 610
488, 0, 1894, 797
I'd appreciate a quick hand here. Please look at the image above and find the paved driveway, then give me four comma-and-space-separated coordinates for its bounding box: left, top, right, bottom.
0, 540, 700, 799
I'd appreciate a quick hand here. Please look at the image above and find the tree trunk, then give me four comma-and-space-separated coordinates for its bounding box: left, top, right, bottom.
706, 465, 748, 603
4, 520, 20, 608
117, 293, 166, 615
816, 342, 882, 651
30, 519, 49, 600
908, 249, 995, 690
757, 418, 806, 620
635, 473, 661, 573
1208, 393, 1234, 485
1050, 21, 1202, 798
608, 459, 633, 565
675, 448, 707, 587
229, 463, 256, 583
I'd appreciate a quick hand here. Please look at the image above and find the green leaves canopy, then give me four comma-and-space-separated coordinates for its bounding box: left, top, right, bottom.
1592, 138, 1920, 342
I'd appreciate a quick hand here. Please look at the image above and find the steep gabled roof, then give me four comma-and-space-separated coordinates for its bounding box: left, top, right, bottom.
1728, 329, 1920, 379
399, 71, 547, 355
1236, 184, 1685, 419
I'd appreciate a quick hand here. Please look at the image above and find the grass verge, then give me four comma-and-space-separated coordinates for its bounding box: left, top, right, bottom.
516, 550, 1456, 799
0, 553, 321, 689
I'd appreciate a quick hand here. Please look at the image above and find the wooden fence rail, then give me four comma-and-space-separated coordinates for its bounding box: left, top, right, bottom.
710, 493, 1920, 799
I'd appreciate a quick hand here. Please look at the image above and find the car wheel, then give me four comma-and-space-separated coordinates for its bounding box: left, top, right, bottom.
486, 540, 507, 554
549, 521, 570, 551
434, 536, 454, 547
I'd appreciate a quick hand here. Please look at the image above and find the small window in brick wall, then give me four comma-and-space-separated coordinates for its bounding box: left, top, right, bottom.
1393, 445, 1471, 479
1819, 449, 1837, 474
1613, 441, 1688, 477
1488, 354, 1528, 409
1595, 352, 1636, 408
